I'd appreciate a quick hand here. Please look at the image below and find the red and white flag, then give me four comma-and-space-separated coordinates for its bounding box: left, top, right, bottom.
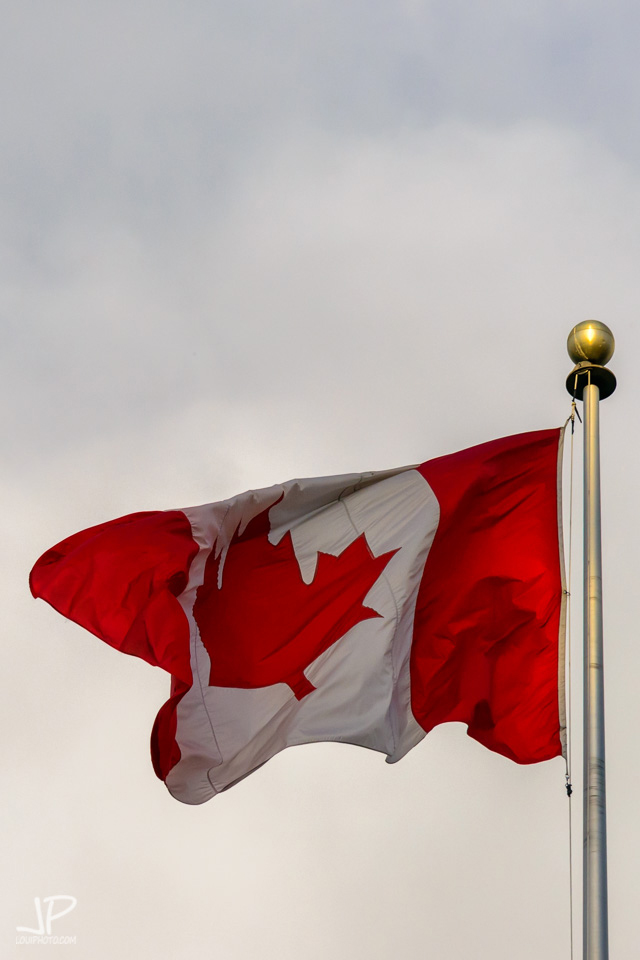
31, 429, 565, 804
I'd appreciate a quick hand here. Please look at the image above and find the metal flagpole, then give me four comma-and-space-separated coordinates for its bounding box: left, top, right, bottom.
566, 321, 616, 960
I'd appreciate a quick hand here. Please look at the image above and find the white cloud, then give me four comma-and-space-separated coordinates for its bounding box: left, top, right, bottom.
3, 4, 640, 957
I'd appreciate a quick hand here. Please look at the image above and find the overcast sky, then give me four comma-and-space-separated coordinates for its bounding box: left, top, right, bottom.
3, 3, 640, 958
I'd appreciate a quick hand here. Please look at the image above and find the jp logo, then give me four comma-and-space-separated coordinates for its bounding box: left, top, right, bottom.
17, 896, 77, 936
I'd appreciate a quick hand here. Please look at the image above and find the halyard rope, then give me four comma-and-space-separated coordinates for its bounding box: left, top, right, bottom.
565, 398, 580, 960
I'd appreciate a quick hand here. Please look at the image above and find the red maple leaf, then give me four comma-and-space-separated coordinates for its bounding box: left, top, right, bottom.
193, 502, 397, 699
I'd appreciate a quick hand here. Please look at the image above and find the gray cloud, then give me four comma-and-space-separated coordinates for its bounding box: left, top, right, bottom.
3, 3, 639, 958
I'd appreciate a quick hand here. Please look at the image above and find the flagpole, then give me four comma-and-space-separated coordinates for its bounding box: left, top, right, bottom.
566, 321, 616, 960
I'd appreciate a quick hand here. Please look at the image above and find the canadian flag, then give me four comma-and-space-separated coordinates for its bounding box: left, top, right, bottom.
31, 429, 565, 804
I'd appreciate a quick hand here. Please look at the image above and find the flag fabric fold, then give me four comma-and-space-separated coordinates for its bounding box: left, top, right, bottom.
30, 429, 565, 804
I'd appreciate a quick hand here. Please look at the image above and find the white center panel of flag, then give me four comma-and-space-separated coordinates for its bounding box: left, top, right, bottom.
167, 469, 440, 804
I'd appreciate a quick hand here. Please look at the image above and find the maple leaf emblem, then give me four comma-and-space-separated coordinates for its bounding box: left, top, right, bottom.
193, 503, 397, 699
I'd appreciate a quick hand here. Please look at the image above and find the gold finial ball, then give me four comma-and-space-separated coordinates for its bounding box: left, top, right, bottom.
567, 320, 615, 366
